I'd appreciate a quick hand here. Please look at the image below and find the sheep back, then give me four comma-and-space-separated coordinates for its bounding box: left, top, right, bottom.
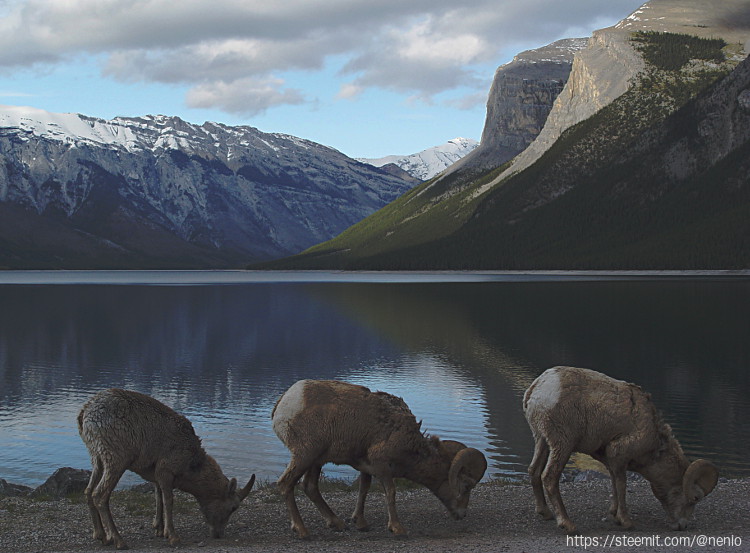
523, 367, 667, 462
272, 380, 428, 467
78, 388, 206, 477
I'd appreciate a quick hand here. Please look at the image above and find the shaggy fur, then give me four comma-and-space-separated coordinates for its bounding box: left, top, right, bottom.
271, 379, 487, 539
523, 366, 718, 534
78, 389, 254, 549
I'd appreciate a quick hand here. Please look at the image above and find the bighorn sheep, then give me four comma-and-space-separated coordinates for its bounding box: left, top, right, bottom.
78, 388, 255, 549
271, 379, 487, 539
523, 366, 718, 534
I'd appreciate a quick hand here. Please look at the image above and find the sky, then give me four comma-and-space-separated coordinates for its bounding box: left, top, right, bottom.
0, 0, 645, 159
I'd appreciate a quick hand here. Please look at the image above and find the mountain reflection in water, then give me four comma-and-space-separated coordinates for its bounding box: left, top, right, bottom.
0, 274, 748, 487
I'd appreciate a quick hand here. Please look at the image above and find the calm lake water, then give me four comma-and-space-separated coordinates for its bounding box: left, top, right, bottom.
1, 271, 749, 488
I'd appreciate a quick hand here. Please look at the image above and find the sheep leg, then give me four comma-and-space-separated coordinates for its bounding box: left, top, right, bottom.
154, 471, 179, 545
606, 465, 633, 529
92, 464, 128, 550
380, 475, 407, 536
84, 456, 106, 542
528, 437, 554, 520
350, 472, 372, 531
152, 482, 164, 535
153, 484, 164, 534
302, 465, 346, 531
278, 459, 311, 539
542, 447, 576, 534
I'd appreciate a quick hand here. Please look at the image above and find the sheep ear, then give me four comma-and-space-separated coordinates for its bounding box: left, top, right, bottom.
683, 460, 718, 502
228, 477, 237, 495
449, 448, 487, 495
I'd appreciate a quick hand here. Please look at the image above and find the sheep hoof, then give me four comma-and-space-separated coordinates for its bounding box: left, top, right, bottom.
388, 523, 408, 537
558, 520, 577, 534
537, 506, 554, 520
349, 515, 370, 531
292, 525, 311, 540
115, 540, 129, 550
168, 536, 181, 546
617, 519, 634, 530
326, 518, 346, 531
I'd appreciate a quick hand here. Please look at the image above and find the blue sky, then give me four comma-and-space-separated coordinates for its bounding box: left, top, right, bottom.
0, 0, 644, 159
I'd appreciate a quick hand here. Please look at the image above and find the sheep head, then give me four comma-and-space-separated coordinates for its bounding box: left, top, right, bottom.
198, 474, 255, 538
433, 440, 487, 520
655, 459, 718, 530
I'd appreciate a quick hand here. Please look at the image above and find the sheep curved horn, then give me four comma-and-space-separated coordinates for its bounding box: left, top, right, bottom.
239, 474, 256, 501
448, 448, 487, 495
682, 460, 718, 503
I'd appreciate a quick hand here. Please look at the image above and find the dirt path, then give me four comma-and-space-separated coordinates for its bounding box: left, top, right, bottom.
1, 478, 748, 553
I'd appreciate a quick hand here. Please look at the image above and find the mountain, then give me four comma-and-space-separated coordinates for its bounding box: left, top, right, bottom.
442, 38, 587, 180
495, 0, 750, 182
263, 0, 750, 270
358, 138, 479, 180
358, 36, 587, 185
0, 106, 416, 269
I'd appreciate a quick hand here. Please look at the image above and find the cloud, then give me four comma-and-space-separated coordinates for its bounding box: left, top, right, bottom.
0, 90, 36, 97
0, 0, 646, 114
185, 77, 306, 116
337, 83, 364, 100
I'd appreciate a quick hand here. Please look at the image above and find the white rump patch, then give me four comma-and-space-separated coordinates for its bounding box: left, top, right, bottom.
272, 380, 307, 443
527, 369, 562, 413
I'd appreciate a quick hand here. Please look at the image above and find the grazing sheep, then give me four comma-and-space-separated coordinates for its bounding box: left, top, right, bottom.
523, 366, 718, 534
78, 388, 255, 549
271, 379, 487, 539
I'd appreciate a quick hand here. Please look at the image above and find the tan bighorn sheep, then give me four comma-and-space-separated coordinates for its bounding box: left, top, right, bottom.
271, 379, 487, 539
523, 366, 719, 534
78, 388, 255, 549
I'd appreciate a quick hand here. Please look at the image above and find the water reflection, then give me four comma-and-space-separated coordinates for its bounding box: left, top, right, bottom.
0, 276, 748, 488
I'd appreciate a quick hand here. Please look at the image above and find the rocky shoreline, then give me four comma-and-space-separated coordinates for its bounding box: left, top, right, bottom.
1, 469, 748, 553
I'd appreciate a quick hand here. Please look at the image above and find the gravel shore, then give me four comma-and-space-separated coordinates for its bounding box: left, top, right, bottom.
1, 477, 748, 553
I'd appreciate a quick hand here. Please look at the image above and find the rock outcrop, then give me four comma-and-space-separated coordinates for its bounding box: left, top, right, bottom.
0, 478, 32, 497
30, 467, 91, 498
497, 0, 750, 181
441, 38, 587, 179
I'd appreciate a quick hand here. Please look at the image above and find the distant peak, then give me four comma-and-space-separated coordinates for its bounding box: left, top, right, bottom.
358, 137, 479, 180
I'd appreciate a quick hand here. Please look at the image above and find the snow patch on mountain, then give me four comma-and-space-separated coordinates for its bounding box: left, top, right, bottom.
358, 137, 479, 180
0, 104, 417, 267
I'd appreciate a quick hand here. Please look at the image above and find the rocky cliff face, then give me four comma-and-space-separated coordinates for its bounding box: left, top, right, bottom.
0, 107, 415, 268
275, 50, 750, 270
442, 38, 587, 178
498, 0, 750, 180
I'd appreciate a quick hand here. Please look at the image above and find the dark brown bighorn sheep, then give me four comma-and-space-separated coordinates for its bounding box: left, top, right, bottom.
78, 388, 255, 549
272, 379, 487, 539
523, 366, 719, 534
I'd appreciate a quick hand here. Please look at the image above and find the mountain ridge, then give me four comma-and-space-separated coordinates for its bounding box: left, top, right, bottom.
0, 106, 416, 268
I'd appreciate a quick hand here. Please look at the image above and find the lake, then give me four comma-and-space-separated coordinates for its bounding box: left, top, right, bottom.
1, 271, 749, 489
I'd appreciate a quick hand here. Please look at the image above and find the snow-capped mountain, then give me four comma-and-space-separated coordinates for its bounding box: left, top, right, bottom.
358, 138, 479, 181
0, 105, 416, 268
